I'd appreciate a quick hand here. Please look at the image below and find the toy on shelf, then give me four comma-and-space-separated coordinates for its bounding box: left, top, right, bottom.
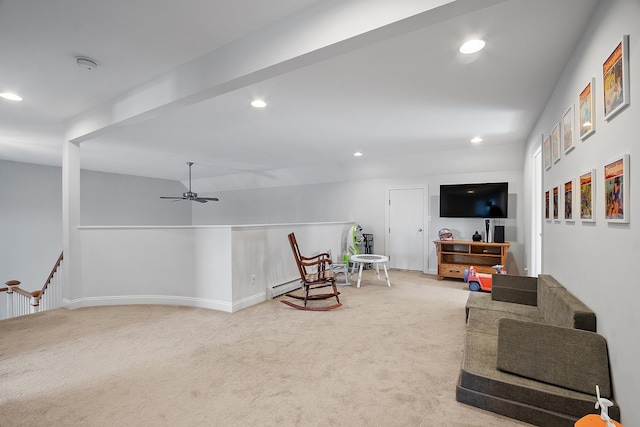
574, 385, 623, 427
438, 228, 454, 240
464, 264, 506, 292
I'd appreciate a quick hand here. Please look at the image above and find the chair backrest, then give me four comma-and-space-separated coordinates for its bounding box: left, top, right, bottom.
288, 232, 308, 280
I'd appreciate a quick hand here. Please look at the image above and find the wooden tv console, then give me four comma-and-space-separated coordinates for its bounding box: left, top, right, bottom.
433, 240, 510, 281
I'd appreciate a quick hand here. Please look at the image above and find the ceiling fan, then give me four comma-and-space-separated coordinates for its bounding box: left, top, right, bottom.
160, 162, 219, 203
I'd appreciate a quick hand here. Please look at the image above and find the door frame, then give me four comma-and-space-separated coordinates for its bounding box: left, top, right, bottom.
531, 146, 543, 277
384, 185, 429, 273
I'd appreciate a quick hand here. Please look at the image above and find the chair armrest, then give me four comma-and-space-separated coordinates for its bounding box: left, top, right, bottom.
300, 252, 332, 262
301, 257, 333, 273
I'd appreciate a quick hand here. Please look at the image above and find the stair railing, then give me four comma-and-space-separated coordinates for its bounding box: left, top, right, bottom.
2, 252, 64, 319
36, 252, 64, 311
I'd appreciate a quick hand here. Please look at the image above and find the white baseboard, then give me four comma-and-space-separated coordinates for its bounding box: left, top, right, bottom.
231, 292, 266, 312
64, 295, 235, 313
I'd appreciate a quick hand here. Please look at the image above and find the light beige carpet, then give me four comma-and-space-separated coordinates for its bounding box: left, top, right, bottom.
1, 270, 532, 426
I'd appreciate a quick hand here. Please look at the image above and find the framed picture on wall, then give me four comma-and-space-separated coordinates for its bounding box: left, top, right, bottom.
564, 179, 574, 221
579, 78, 596, 140
562, 106, 575, 154
543, 135, 552, 170
580, 170, 596, 222
551, 123, 561, 164
603, 35, 630, 121
604, 154, 629, 223
553, 186, 559, 221
545, 190, 550, 220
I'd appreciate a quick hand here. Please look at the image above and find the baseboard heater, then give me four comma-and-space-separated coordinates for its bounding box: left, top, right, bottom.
267, 279, 301, 299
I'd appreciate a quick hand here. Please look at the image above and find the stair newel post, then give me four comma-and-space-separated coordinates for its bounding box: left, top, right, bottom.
5, 280, 20, 318
30, 291, 41, 314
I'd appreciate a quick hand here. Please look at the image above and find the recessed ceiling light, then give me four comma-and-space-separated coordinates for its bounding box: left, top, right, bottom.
459, 39, 486, 54
353, 152, 363, 157
471, 137, 483, 143
251, 99, 267, 108
0, 92, 23, 101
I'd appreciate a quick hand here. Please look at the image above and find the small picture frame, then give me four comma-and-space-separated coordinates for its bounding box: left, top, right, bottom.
553, 186, 560, 221
603, 35, 630, 121
580, 170, 596, 222
579, 78, 596, 140
543, 135, 552, 171
551, 123, 561, 164
564, 179, 574, 221
604, 154, 629, 223
562, 106, 575, 154
545, 190, 550, 220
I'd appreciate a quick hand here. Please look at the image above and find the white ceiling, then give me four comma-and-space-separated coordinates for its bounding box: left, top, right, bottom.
0, 0, 599, 191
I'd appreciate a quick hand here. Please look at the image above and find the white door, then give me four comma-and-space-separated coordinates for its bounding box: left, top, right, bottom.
388, 187, 424, 270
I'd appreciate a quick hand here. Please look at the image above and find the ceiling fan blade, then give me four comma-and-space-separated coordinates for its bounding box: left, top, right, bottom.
198, 197, 219, 201
193, 198, 209, 203
160, 196, 184, 200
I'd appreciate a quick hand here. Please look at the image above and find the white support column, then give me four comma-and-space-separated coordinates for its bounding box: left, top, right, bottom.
62, 139, 81, 307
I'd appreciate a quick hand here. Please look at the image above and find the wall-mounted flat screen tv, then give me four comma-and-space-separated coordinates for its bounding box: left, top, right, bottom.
439, 182, 508, 218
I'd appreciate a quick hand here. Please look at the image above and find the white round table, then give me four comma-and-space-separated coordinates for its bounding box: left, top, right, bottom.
350, 254, 391, 288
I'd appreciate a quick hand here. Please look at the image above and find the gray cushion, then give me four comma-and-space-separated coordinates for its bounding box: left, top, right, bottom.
492, 274, 537, 306
541, 287, 596, 331
458, 330, 620, 423
537, 274, 564, 306
467, 306, 543, 336
496, 318, 611, 397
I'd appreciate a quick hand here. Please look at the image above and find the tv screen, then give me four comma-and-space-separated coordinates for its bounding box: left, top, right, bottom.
439, 182, 508, 218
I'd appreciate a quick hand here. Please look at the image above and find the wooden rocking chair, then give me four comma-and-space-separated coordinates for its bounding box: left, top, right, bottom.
281, 232, 341, 311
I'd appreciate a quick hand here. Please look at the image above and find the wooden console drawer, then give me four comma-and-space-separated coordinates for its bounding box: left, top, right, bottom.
440, 263, 465, 278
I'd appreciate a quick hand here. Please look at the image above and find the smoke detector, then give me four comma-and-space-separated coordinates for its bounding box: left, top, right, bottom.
75, 56, 98, 71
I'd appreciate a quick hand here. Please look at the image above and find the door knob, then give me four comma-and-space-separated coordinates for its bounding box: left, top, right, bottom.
418, 228, 423, 232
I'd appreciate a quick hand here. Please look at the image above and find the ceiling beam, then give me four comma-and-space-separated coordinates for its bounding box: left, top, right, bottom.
65, 0, 503, 144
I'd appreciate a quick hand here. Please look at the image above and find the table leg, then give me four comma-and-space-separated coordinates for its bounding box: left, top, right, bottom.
375, 262, 380, 280
383, 263, 391, 287
357, 263, 364, 288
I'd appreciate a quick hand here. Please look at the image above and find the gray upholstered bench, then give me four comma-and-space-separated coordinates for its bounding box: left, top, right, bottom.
456, 274, 619, 426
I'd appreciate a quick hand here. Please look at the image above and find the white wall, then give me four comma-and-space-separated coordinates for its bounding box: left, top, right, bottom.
72, 222, 349, 313
81, 170, 191, 225
230, 222, 352, 302
0, 160, 192, 319
426, 170, 523, 275
0, 160, 62, 302
523, 0, 639, 423
77, 226, 234, 311
193, 164, 525, 275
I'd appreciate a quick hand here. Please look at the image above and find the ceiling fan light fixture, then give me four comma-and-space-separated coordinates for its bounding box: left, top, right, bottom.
251, 99, 267, 108
459, 39, 486, 54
